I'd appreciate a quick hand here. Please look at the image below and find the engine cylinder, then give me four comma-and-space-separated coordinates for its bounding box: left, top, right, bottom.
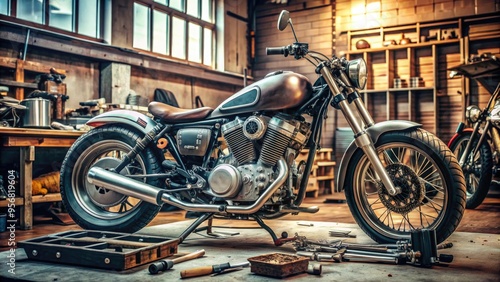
222, 118, 256, 165
259, 116, 296, 166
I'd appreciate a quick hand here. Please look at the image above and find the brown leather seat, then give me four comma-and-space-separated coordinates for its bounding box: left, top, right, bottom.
148, 101, 214, 123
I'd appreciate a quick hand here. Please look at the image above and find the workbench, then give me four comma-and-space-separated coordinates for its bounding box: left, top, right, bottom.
0, 220, 498, 281
0, 127, 83, 229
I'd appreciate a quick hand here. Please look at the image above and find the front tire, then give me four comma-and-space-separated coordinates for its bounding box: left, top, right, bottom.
448, 132, 492, 209
60, 125, 163, 233
344, 129, 466, 244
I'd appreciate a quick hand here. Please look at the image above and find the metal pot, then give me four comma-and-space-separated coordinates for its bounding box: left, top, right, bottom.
21, 98, 51, 128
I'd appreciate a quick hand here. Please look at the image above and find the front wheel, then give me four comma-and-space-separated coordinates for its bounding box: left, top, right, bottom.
344, 129, 466, 244
448, 132, 492, 209
60, 125, 163, 233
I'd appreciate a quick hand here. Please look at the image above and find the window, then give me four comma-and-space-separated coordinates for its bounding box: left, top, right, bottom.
6, 0, 102, 39
49, 0, 74, 32
171, 16, 186, 59
17, 0, 44, 24
133, 3, 150, 50
0, 0, 10, 15
152, 10, 169, 55
78, 0, 100, 38
133, 0, 215, 66
188, 22, 201, 63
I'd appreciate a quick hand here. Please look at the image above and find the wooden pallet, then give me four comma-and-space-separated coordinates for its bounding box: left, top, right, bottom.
18, 230, 179, 270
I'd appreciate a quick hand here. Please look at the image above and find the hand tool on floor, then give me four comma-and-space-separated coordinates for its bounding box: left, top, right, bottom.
149, 249, 205, 274
180, 261, 250, 278
296, 251, 343, 262
306, 263, 322, 275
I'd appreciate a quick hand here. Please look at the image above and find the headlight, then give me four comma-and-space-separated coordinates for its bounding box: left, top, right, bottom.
347, 58, 367, 89
466, 105, 481, 123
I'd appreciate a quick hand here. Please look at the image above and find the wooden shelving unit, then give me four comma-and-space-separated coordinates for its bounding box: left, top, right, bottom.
342, 15, 500, 141
0, 127, 83, 230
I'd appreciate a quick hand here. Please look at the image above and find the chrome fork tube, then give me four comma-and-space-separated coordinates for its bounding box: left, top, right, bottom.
319, 66, 399, 195
339, 71, 375, 128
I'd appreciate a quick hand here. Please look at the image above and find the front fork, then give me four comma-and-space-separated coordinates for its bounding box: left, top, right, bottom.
318, 65, 400, 196
459, 121, 491, 167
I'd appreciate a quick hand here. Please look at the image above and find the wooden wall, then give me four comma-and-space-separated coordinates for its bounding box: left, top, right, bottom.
253, 0, 334, 147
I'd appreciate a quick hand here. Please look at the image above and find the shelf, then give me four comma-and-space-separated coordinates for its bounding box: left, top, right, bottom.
33, 193, 62, 203
360, 87, 435, 93
0, 194, 62, 208
0, 127, 82, 230
347, 39, 460, 54
0, 79, 38, 89
0, 197, 24, 207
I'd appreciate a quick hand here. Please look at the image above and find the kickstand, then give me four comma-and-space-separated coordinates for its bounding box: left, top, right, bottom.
251, 215, 294, 246
194, 217, 240, 238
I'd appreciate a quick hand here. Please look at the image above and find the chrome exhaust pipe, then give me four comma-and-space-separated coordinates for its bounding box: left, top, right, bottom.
87, 158, 288, 214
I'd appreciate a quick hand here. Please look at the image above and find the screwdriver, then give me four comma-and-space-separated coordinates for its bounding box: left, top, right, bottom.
180, 261, 250, 278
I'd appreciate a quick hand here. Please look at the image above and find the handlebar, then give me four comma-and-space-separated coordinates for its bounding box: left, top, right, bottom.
266, 43, 309, 60
266, 46, 288, 56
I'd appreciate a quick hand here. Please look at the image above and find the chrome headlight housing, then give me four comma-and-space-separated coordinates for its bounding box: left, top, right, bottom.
347, 58, 367, 89
465, 105, 481, 123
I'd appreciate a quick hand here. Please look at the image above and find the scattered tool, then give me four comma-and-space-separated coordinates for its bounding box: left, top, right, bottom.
329, 230, 356, 238
306, 263, 322, 275
180, 261, 250, 278
149, 249, 205, 274
296, 229, 454, 267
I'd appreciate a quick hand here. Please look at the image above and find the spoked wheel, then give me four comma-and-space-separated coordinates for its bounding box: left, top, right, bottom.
60, 125, 163, 233
344, 129, 466, 244
448, 132, 492, 209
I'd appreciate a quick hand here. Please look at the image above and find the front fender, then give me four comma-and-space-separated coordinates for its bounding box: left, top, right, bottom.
86, 110, 158, 134
447, 124, 473, 147
336, 120, 421, 191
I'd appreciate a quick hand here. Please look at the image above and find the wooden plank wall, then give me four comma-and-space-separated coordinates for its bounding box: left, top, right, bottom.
253, 1, 333, 147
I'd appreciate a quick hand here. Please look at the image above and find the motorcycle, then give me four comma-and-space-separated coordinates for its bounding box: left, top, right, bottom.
447, 55, 500, 209
60, 10, 466, 245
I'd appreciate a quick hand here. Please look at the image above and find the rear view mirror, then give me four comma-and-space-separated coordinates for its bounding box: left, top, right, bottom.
277, 10, 290, 31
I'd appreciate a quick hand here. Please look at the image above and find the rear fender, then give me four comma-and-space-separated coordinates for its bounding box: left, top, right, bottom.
86, 110, 158, 134
336, 120, 421, 191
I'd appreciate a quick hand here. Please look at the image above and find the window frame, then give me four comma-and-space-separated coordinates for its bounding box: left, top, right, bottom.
133, 0, 216, 67
0, 0, 104, 42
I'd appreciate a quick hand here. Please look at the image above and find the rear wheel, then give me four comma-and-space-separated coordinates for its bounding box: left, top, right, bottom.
60, 125, 162, 233
344, 129, 466, 244
448, 132, 492, 209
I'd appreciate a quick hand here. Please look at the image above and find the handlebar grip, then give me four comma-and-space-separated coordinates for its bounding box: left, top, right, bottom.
266, 47, 286, 55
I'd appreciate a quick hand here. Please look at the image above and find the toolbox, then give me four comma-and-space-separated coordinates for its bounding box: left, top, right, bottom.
18, 230, 179, 270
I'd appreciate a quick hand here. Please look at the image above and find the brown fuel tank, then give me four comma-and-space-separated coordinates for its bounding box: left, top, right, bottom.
209, 71, 313, 118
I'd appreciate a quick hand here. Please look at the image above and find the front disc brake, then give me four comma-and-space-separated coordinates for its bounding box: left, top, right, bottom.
377, 163, 425, 213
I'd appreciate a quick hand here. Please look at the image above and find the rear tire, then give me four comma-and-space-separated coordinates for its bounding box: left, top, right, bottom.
448, 132, 492, 209
60, 125, 162, 233
344, 129, 466, 244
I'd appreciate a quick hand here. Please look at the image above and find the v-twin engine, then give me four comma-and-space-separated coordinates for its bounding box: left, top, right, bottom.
208, 113, 310, 201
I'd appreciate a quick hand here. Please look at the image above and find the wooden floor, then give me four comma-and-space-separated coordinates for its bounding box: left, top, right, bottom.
1, 187, 499, 252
